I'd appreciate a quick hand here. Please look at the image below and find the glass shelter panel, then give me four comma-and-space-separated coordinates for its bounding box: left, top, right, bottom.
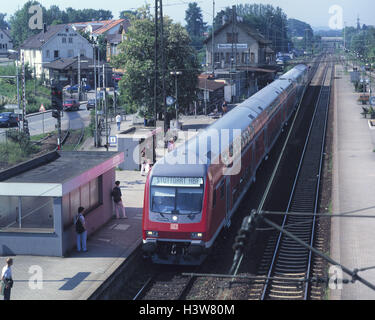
0, 196, 54, 232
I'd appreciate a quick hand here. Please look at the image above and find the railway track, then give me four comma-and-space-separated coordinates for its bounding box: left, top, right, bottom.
246, 61, 333, 300
133, 270, 196, 300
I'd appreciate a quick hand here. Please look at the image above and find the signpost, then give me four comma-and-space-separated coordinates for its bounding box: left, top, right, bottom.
109, 136, 117, 147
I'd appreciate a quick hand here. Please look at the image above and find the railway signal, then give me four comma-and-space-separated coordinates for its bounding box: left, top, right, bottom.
51, 83, 63, 150
51, 85, 63, 111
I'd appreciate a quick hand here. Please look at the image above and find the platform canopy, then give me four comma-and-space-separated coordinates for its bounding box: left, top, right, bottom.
0, 151, 124, 197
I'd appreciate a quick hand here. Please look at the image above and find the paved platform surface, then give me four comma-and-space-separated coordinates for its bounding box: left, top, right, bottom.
331, 64, 375, 300
3, 169, 145, 300
2, 114, 217, 300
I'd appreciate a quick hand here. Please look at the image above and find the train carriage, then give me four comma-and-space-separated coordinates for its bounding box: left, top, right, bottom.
142, 65, 309, 265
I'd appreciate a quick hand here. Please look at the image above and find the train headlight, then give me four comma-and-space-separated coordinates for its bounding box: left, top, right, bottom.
146, 231, 159, 237
191, 232, 204, 239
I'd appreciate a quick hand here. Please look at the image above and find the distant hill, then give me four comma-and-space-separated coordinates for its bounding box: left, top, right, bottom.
288, 18, 313, 37
313, 28, 343, 37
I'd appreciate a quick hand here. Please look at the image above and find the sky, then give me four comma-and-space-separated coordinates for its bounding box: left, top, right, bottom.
2, 0, 374, 29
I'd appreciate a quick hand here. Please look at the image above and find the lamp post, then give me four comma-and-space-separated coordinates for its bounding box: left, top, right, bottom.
8, 50, 20, 117
170, 71, 182, 127
93, 44, 99, 147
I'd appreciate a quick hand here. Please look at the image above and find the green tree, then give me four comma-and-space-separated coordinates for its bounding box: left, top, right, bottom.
119, 10, 139, 21
0, 13, 9, 29
112, 14, 201, 120
185, 2, 207, 51
213, 4, 291, 53
9, 1, 44, 48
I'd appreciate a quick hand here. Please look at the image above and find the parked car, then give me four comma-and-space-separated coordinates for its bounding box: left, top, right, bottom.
0, 112, 19, 128
66, 84, 91, 93
63, 99, 80, 111
86, 99, 96, 110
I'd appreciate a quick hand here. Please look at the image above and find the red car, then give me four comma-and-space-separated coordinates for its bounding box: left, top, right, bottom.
63, 99, 80, 111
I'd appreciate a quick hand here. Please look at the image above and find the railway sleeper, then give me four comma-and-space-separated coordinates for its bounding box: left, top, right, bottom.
268, 293, 304, 299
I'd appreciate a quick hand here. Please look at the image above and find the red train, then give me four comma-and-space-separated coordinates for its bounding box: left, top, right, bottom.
142, 65, 310, 265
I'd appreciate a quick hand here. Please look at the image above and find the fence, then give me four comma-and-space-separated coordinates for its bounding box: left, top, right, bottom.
0, 131, 6, 144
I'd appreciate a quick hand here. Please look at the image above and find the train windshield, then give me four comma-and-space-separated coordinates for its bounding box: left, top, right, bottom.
151, 187, 203, 215
151, 177, 204, 215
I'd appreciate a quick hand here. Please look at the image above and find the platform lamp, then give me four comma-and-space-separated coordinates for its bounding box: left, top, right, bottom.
170, 70, 182, 127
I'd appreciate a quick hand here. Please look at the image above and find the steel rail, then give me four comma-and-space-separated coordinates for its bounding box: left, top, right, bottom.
229, 56, 322, 278
260, 63, 332, 300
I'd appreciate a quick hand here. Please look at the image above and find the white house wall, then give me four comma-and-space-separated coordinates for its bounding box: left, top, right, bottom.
22, 26, 93, 78
0, 30, 13, 54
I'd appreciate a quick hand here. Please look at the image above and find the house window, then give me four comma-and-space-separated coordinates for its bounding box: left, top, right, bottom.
214, 52, 220, 63
68, 37, 73, 44
0, 34, 3, 39
226, 32, 238, 43
54, 50, 59, 58
46, 50, 50, 58
80, 49, 85, 57
225, 52, 230, 64
68, 49, 74, 57
250, 52, 255, 63
62, 37, 67, 44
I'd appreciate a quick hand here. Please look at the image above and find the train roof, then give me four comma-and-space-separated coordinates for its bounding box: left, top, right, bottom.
238, 78, 291, 116
280, 64, 308, 81
151, 64, 308, 178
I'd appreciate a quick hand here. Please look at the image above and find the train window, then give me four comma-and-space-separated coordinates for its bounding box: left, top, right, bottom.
151, 185, 204, 215
220, 181, 225, 200
176, 188, 203, 214
258, 106, 263, 112
248, 114, 255, 120
151, 187, 175, 214
212, 189, 217, 209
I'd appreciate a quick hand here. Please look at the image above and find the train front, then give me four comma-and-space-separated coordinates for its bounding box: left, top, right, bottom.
142, 161, 209, 265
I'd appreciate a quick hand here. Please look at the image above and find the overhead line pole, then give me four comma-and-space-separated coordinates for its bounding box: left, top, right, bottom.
160, 0, 167, 134
154, 0, 159, 127
212, 0, 215, 75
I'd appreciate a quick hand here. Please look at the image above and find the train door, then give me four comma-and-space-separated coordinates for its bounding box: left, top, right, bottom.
225, 176, 231, 227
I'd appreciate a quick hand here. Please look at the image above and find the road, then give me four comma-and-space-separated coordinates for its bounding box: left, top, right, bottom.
27, 104, 91, 136
0, 99, 92, 137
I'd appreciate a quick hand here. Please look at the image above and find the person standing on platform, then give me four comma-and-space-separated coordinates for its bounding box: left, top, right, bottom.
75, 207, 87, 253
222, 100, 228, 115
1, 258, 14, 300
116, 114, 122, 131
112, 181, 128, 219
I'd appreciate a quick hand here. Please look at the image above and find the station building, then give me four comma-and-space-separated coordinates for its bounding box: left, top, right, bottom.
0, 151, 123, 257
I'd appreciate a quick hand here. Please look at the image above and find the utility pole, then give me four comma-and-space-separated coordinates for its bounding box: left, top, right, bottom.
154, 0, 158, 126
160, 0, 167, 133
78, 54, 81, 101
212, 0, 215, 75
21, 51, 28, 135
104, 64, 109, 151
155, 0, 167, 133
93, 45, 98, 147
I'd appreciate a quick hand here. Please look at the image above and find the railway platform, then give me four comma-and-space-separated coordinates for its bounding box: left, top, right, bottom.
331, 64, 375, 300
3, 114, 218, 300
2, 169, 145, 300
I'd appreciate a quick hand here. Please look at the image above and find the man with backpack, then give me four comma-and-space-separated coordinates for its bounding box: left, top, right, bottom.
75, 207, 87, 252
112, 181, 128, 219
